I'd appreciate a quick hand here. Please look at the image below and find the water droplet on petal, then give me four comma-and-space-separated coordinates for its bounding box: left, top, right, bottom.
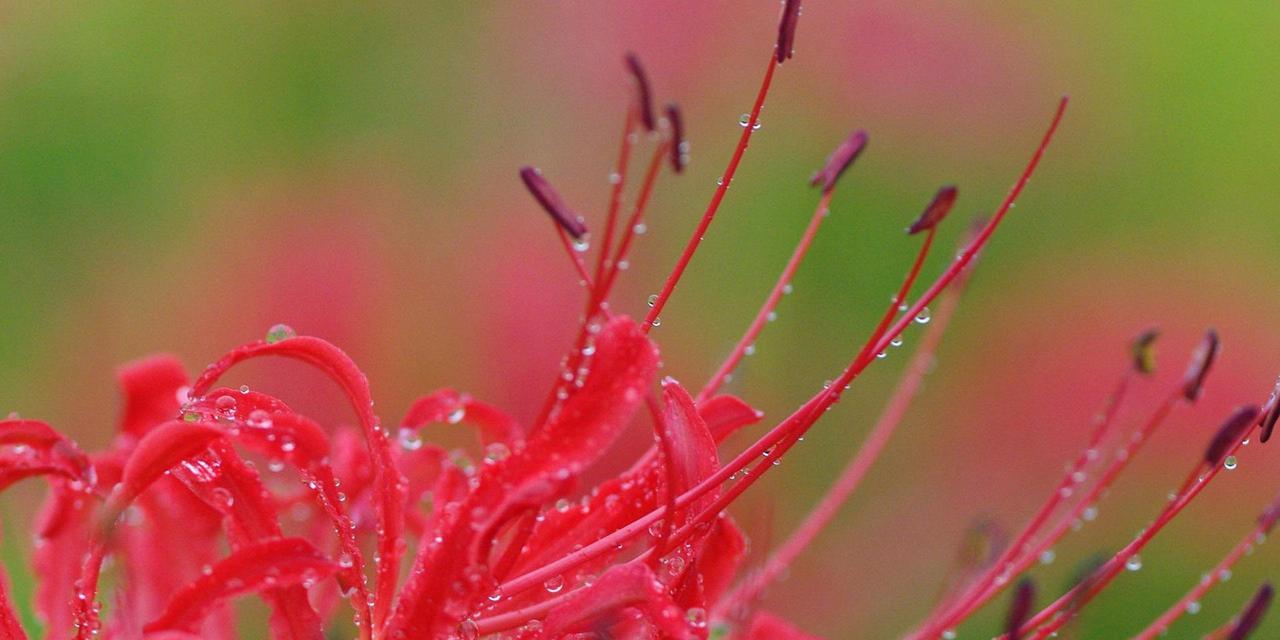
265, 324, 297, 344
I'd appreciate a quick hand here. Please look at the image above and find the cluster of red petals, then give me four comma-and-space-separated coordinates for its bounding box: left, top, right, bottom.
0, 318, 804, 639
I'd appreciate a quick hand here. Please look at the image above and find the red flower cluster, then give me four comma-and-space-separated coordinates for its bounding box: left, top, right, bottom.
2, 3, 1277, 639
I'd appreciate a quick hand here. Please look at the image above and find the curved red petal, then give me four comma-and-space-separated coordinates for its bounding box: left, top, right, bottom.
543, 562, 697, 639
696, 395, 764, 443
143, 537, 337, 634
401, 388, 524, 447
117, 354, 189, 438
745, 611, 823, 640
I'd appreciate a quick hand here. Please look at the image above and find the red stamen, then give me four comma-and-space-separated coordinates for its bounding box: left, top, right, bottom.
499, 98, 1068, 602
721, 244, 970, 610
907, 185, 958, 235
1182, 328, 1220, 401
1006, 579, 1036, 640
1132, 328, 1160, 375
1133, 492, 1280, 640
776, 0, 802, 63
625, 52, 656, 132
666, 103, 687, 173
520, 166, 588, 238
697, 189, 836, 403
808, 129, 868, 194
1015, 398, 1273, 639
642, 52, 780, 332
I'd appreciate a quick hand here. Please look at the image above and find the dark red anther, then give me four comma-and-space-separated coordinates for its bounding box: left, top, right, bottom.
908, 186, 958, 235
1130, 328, 1159, 375
1260, 381, 1280, 443
1005, 578, 1035, 640
1204, 405, 1259, 466
625, 52, 656, 132
1181, 329, 1219, 402
1228, 583, 1274, 640
519, 166, 588, 239
776, 0, 802, 63
808, 129, 868, 194
666, 103, 686, 173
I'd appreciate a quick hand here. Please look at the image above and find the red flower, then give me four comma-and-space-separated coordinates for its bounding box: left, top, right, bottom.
1, 4, 1276, 640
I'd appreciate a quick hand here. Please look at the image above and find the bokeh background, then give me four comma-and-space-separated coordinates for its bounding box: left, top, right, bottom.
2, 2, 1279, 637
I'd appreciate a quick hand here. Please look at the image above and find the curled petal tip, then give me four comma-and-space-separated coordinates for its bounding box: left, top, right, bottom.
1204, 405, 1259, 466
776, 0, 802, 63
809, 129, 868, 193
907, 185, 958, 235
625, 52, 656, 132
519, 166, 588, 239
665, 103, 687, 173
1130, 328, 1159, 376
1181, 329, 1220, 402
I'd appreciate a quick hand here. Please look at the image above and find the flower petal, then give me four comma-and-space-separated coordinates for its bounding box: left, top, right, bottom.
400, 388, 524, 447
542, 562, 697, 639
190, 334, 405, 628
745, 612, 822, 640
696, 395, 764, 443
117, 354, 189, 437
143, 537, 337, 634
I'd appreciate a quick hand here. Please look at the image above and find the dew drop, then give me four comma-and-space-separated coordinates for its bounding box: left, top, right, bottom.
544, 575, 564, 593
686, 607, 707, 629
447, 407, 466, 424
651, 317, 662, 328
914, 308, 932, 324
1224, 455, 1238, 470
458, 619, 479, 640
1039, 549, 1056, 565
647, 294, 659, 307
397, 428, 423, 451
633, 222, 647, 235
738, 113, 751, 127
1125, 555, 1142, 571
1186, 600, 1201, 615
265, 324, 297, 344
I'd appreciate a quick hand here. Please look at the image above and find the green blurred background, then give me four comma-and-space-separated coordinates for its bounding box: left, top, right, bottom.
2, 2, 1279, 637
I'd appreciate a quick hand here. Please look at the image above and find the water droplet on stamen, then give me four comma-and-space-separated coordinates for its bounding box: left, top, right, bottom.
1125, 555, 1142, 571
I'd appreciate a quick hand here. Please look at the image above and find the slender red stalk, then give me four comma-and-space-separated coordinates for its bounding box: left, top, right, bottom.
532, 109, 637, 430
919, 386, 1176, 638
498, 98, 1068, 602
1016, 405, 1270, 639
599, 141, 671, 299
642, 52, 779, 332
1133, 506, 1275, 640
721, 246, 968, 611
592, 108, 638, 297
696, 189, 836, 403
556, 227, 595, 287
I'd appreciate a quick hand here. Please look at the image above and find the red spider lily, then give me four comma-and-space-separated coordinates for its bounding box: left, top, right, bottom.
1, 4, 1276, 640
